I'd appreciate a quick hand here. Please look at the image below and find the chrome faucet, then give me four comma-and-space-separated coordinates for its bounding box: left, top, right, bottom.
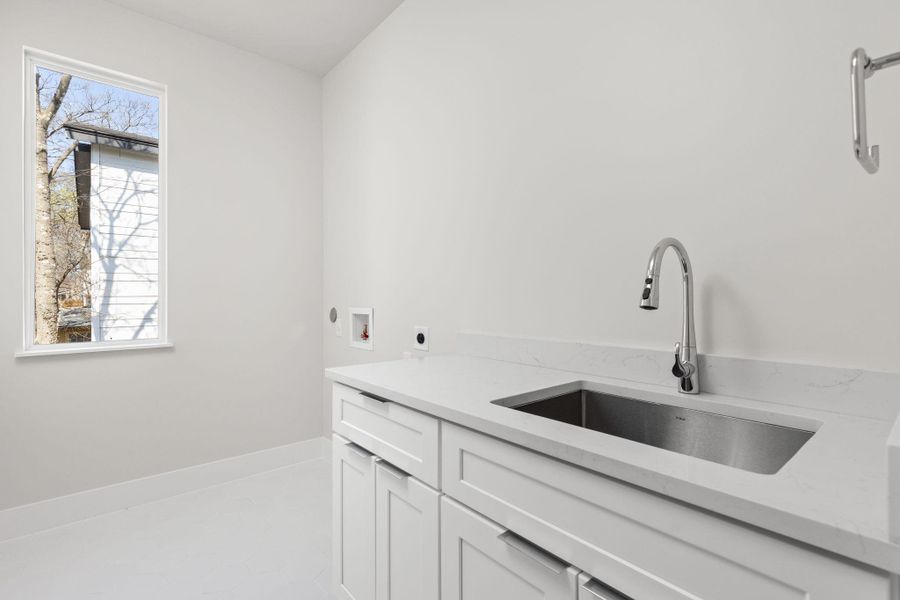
640, 237, 700, 394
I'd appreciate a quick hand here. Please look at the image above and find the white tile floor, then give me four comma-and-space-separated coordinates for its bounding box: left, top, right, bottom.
0, 458, 336, 600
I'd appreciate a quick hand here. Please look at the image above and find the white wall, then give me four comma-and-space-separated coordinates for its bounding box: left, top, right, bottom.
0, 0, 322, 509
323, 0, 900, 428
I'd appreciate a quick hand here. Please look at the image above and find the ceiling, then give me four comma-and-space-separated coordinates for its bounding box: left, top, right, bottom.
103, 0, 404, 74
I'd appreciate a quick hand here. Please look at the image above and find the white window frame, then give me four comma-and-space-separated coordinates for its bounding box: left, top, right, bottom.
18, 48, 170, 357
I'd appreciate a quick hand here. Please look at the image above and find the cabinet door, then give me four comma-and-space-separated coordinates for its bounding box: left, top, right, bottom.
375, 462, 440, 600
333, 435, 377, 600
441, 497, 579, 600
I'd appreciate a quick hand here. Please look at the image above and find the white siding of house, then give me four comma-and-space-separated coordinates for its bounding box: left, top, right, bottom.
89, 144, 159, 341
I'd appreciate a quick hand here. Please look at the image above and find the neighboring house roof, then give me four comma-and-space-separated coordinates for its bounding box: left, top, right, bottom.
63, 121, 159, 155
58, 307, 92, 329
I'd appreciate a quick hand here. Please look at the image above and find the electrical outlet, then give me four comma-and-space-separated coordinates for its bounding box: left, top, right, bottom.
414, 326, 429, 351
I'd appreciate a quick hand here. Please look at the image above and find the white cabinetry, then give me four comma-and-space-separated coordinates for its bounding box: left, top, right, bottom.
331, 383, 442, 600
441, 497, 580, 600
375, 462, 440, 600
331, 382, 895, 600
333, 435, 377, 600
441, 421, 892, 600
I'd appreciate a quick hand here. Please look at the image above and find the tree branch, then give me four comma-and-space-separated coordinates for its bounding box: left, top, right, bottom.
55, 263, 75, 295
40, 73, 72, 123
48, 142, 77, 180
49, 111, 89, 137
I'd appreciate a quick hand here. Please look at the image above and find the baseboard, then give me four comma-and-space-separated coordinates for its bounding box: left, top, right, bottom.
0, 436, 330, 543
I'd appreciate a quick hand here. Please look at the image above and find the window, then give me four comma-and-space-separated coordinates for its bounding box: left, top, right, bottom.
22, 49, 167, 355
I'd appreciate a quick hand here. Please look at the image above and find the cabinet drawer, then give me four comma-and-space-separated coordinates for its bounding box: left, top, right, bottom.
332, 383, 440, 488
441, 496, 580, 600
442, 423, 891, 600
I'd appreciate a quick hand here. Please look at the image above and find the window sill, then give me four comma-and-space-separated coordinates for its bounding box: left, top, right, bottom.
16, 340, 174, 358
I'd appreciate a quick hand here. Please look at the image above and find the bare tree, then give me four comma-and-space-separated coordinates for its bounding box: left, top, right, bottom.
34, 71, 71, 344
51, 185, 91, 302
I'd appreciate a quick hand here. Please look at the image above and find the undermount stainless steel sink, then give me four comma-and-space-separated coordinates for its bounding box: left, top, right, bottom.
494, 389, 816, 474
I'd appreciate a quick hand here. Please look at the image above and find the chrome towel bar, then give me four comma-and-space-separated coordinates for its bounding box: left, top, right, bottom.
851, 47, 900, 173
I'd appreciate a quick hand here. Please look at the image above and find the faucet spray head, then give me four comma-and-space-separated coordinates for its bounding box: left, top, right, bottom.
640, 274, 659, 309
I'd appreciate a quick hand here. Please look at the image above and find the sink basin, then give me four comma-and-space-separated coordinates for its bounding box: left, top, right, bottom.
494, 389, 815, 474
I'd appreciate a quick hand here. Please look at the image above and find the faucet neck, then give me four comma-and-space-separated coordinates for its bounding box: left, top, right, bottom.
646, 237, 695, 349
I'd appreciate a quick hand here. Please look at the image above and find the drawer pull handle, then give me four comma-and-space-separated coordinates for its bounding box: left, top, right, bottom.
359, 391, 388, 403
497, 531, 566, 575
380, 463, 409, 480
346, 442, 373, 459
581, 579, 631, 600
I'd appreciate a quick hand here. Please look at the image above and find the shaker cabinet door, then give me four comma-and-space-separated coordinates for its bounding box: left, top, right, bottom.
375, 462, 440, 600
333, 435, 377, 600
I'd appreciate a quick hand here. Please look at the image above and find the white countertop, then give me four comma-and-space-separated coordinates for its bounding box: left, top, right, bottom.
326, 353, 900, 573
